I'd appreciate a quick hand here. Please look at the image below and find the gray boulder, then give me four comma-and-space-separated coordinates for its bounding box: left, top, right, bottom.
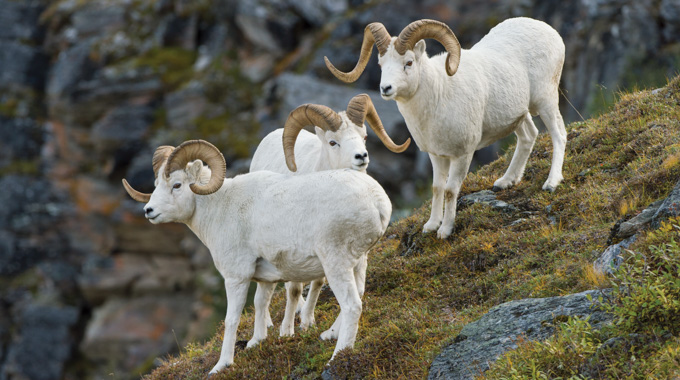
428, 289, 612, 380
594, 235, 637, 275
458, 190, 518, 213
617, 199, 664, 238
651, 179, 680, 228
3, 305, 79, 380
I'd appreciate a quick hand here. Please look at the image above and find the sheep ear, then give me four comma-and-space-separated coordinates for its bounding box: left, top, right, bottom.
314, 126, 326, 143
414, 40, 426, 59
187, 160, 203, 181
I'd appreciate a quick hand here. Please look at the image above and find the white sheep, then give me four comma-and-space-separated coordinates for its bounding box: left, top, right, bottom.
325, 17, 567, 239
121, 139, 391, 375
249, 94, 409, 339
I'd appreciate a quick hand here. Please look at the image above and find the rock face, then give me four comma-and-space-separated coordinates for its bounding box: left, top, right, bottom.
597, 179, 680, 274
458, 190, 518, 213
651, 179, 680, 228
428, 290, 613, 380
1, 0, 679, 379
594, 235, 637, 274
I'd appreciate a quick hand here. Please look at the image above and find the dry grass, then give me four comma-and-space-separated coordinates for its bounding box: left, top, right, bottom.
145, 77, 680, 379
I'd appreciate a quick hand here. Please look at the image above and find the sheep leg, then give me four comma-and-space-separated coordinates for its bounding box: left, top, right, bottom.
280, 282, 303, 337
353, 254, 367, 298
437, 153, 475, 239
300, 277, 325, 329
248, 282, 275, 348
209, 279, 250, 375
423, 154, 451, 233
539, 104, 567, 192
324, 267, 362, 360
319, 255, 366, 339
294, 284, 306, 314
493, 113, 539, 190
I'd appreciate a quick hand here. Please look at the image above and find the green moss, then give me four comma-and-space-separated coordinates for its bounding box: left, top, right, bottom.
133, 47, 197, 88
0, 160, 40, 176
144, 76, 680, 379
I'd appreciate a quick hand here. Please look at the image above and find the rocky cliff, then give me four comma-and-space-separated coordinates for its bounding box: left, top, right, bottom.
1, 0, 679, 379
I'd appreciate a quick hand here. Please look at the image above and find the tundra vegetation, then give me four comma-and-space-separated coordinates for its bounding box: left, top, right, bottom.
144, 77, 680, 379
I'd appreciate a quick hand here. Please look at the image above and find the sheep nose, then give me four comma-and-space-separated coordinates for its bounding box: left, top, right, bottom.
355, 152, 368, 161
144, 207, 153, 215
380, 85, 392, 94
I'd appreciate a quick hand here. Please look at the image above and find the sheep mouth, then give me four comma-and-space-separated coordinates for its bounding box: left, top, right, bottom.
147, 214, 161, 221
380, 92, 396, 100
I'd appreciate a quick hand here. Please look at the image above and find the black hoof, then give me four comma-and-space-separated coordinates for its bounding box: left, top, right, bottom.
491, 186, 503, 192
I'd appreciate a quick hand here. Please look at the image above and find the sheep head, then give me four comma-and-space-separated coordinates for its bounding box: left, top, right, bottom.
324, 19, 461, 99
122, 140, 226, 223
282, 94, 410, 172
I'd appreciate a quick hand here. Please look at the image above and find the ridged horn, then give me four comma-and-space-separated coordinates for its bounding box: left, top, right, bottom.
164, 140, 226, 195
283, 104, 343, 172
152, 145, 174, 178
345, 94, 410, 153
395, 19, 461, 76
122, 146, 174, 203
324, 22, 392, 83
122, 178, 151, 203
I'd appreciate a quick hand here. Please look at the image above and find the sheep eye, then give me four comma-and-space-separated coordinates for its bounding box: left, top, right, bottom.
329, 141, 337, 147
405, 60, 413, 67
173, 183, 181, 190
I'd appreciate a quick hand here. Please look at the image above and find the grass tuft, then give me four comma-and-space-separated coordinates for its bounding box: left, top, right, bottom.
145, 77, 680, 379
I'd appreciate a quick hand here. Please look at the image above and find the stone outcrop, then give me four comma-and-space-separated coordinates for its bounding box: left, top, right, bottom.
428, 290, 612, 380
458, 190, 518, 213
594, 235, 637, 275
597, 179, 680, 274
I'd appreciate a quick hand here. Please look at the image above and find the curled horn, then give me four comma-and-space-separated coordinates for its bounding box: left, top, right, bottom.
282, 104, 342, 172
345, 94, 410, 153
395, 19, 461, 76
122, 145, 176, 203
152, 146, 174, 178
324, 22, 392, 83
122, 178, 151, 203
164, 140, 226, 195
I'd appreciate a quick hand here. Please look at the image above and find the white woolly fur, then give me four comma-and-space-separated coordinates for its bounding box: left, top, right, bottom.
143, 160, 390, 374
249, 112, 370, 343
251, 112, 370, 173
377, 17, 566, 238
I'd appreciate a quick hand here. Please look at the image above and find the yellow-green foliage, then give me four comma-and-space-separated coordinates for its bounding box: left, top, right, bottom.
605, 219, 680, 335
145, 77, 680, 379
483, 220, 680, 379
482, 317, 602, 380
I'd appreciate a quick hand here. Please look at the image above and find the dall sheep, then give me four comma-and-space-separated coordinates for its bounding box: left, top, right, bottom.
122, 139, 391, 374
325, 17, 567, 238
249, 94, 409, 338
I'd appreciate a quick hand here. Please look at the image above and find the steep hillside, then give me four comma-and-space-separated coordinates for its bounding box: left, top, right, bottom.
145, 77, 680, 379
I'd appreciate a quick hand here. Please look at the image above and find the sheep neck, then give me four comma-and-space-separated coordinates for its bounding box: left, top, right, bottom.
314, 147, 334, 171
395, 54, 453, 150
185, 180, 230, 253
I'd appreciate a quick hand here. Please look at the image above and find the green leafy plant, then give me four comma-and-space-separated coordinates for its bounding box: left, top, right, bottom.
604, 219, 680, 335
482, 317, 601, 379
